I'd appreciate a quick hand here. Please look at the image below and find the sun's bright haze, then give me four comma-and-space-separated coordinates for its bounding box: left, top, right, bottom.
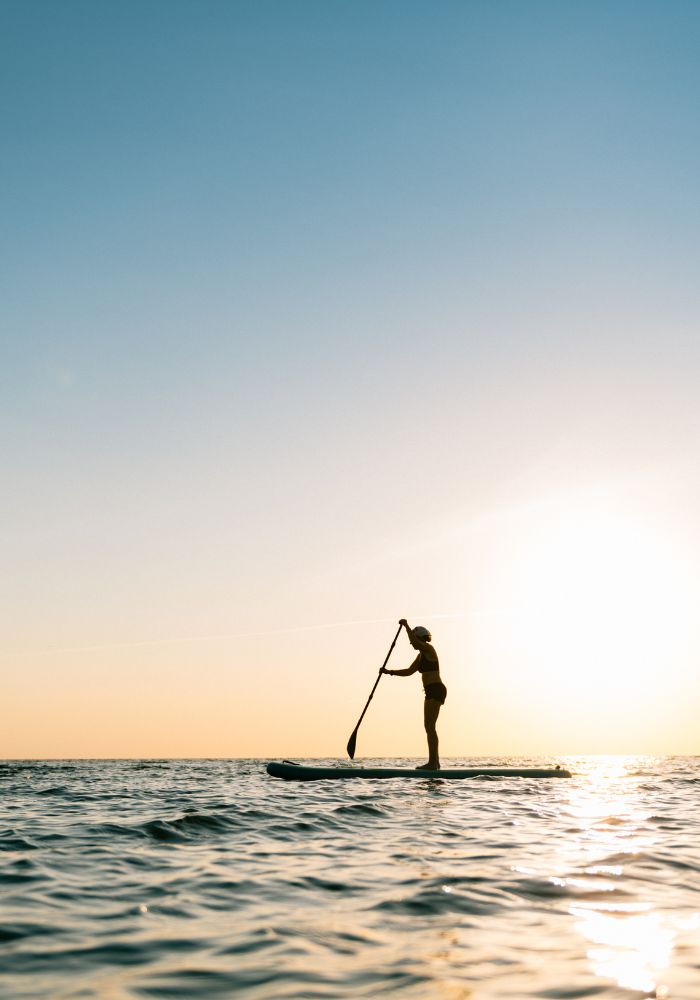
3, 1, 700, 758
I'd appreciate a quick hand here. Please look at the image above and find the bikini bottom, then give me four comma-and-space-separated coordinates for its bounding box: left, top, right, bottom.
424, 682, 447, 705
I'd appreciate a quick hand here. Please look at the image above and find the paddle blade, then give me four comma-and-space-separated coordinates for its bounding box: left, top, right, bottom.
346, 729, 358, 760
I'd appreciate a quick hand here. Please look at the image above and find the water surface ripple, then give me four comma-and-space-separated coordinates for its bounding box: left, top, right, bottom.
2, 757, 700, 998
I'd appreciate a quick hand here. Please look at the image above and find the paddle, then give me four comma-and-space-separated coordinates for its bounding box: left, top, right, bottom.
346, 624, 403, 760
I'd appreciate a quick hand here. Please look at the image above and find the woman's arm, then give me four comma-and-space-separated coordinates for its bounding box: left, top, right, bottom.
385, 664, 418, 677
382, 653, 420, 677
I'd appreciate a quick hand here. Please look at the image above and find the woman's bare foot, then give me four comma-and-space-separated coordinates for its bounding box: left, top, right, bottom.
417, 762, 440, 770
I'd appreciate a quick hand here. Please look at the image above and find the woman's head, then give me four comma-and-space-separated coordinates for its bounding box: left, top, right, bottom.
412, 625, 432, 644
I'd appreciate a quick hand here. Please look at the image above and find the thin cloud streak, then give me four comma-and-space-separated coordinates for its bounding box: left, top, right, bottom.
30, 612, 492, 656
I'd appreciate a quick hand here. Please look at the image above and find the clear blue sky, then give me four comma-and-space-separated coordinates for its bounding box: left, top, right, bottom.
3, 1, 700, 756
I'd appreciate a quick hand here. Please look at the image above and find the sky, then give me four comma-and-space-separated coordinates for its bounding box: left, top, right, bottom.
2, 0, 700, 758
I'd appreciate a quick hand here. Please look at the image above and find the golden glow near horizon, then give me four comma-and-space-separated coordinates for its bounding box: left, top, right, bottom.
3, 475, 699, 759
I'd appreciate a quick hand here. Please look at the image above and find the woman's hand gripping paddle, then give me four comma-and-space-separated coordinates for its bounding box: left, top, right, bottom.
346, 624, 403, 760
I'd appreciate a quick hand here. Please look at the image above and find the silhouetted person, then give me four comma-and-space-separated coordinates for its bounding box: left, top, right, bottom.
381, 618, 446, 770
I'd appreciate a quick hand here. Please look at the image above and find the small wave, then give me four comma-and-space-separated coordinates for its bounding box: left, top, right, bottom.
0, 922, 54, 943
0, 831, 37, 851
267, 819, 320, 835
134, 967, 278, 997
0, 764, 31, 778
537, 987, 612, 998
334, 802, 387, 817
215, 929, 278, 957
572, 850, 688, 879
375, 880, 505, 916
593, 815, 629, 826
87, 821, 150, 841
658, 853, 700, 874
591, 851, 656, 866
140, 811, 236, 843
295, 875, 356, 893
376, 893, 500, 916
0, 867, 46, 886
511, 875, 632, 903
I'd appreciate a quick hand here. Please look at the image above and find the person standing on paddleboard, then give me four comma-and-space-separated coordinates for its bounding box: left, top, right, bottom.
381, 619, 446, 770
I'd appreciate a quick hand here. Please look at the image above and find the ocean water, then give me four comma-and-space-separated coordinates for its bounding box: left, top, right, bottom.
2, 758, 700, 999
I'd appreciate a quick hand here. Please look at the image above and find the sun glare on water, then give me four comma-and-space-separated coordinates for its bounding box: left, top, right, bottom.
554, 757, 699, 998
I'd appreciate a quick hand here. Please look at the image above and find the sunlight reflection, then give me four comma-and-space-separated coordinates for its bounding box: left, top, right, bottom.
558, 756, 673, 996
572, 905, 672, 994
561, 756, 655, 857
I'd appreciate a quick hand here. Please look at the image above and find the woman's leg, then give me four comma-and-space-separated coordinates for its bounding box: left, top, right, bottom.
422, 698, 441, 769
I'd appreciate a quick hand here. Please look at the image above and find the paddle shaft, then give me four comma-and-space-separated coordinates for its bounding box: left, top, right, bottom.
346, 624, 403, 759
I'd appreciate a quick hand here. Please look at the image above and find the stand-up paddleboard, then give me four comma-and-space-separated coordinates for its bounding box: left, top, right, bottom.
267, 761, 572, 781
